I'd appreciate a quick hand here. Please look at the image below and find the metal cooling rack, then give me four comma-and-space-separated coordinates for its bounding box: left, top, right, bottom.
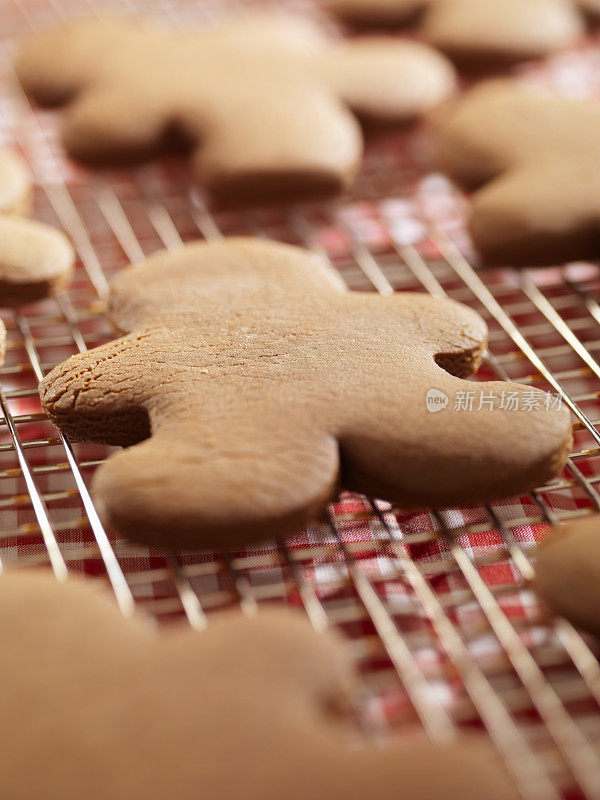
3, 0, 600, 798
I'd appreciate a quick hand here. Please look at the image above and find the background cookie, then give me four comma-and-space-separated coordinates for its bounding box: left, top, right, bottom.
0, 320, 6, 367
328, 0, 426, 26
15, 14, 456, 205
579, 0, 600, 13
329, 0, 586, 65
0, 146, 32, 214
0, 149, 74, 304
535, 516, 600, 636
0, 569, 520, 800
432, 79, 600, 266
40, 238, 572, 550
0, 216, 75, 306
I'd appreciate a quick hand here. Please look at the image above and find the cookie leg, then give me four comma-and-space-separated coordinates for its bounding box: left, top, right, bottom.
339, 378, 572, 509
91, 425, 340, 550
191, 89, 362, 205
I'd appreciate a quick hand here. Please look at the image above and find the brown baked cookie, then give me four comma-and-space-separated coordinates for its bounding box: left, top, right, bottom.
0, 320, 6, 368
15, 14, 456, 205
0, 149, 74, 305
0, 568, 520, 800
328, 0, 426, 26
39, 238, 572, 550
535, 516, 600, 636
0, 146, 32, 214
579, 0, 600, 14
329, 0, 585, 65
432, 79, 600, 266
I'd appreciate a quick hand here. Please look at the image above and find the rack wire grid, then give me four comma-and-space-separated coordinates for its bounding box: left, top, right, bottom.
3, 0, 600, 798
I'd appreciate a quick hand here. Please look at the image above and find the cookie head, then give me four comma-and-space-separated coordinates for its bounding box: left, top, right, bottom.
16, 14, 456, 205
433, 79, 600, 265
39, 238, 572, 550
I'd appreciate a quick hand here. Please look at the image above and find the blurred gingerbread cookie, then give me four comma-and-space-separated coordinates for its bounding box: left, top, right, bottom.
15, 13, 456, 205
0, 148, 74, 307
0, 319, 5, 368
432, 80, 600, 266
535, 515, 600, 635
329, 0, 592, 65
0, 568, 521, 800
0, 146, 32, 214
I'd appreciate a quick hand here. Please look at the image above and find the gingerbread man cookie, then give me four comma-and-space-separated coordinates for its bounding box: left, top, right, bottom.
39, 238, 572, 550
432, 79, 600, 266
0, 568, 520, 800
535, 515, 600, 636
329, 0, 589, 65
0, 148, 74, 307
15, 14, 455, 206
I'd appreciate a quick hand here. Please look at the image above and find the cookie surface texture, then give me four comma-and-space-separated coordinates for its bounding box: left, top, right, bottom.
0, 148, 74, 305
0, 568, 521, 800
15, 14, 455, 205
535, 515, 600, 635
433, 79, 600, 266
329, 0, 584, 64
39, 238, 572, 549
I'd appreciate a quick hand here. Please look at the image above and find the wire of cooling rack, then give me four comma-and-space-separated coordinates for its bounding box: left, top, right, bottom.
4, 1, 600, 799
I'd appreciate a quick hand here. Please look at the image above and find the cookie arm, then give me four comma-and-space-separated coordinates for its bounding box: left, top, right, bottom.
321, 39, 456, 122
16, 18, 129, 107
39, 336, 152, 446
